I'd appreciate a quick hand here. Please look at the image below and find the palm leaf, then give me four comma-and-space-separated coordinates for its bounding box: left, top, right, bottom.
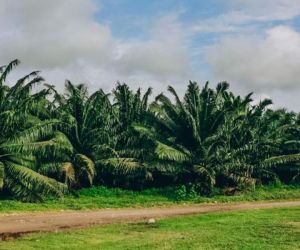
97, 157, 145, 174
262, 154, 300, 168
5, 162, 67, 201
155, 141, 190, 162
0, 59, 20, 85
62, 162, 76, 187
75, 154, 95, 186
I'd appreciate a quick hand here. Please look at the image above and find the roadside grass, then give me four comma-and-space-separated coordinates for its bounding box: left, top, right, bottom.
0, 184, 299, 213
1, 206, 299, 250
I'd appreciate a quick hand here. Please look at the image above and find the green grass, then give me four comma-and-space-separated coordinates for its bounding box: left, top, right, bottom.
0, 185, 299, 213
1, 207, 299, 250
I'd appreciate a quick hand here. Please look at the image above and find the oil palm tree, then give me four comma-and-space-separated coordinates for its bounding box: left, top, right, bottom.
216, 99, 300, 189
133, 81, 233, 194
0, 60, 70, 201
96, 83, 154, 189
46, 81, 116, 188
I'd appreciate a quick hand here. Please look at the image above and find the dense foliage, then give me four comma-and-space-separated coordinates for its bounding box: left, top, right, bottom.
0, 60, 299, 201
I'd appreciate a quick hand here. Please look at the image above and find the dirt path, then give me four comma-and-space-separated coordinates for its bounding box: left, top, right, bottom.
0, 200, 299, 240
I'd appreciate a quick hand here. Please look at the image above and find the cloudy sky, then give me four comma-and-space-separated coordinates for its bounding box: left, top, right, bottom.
1, 0, 300, 111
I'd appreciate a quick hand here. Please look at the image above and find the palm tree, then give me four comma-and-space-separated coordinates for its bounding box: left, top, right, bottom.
1, 59, 299, 200
135, 81, 300, 194
216, 99, 300, 189
133, 81, 233, 194
46, 81, 116, 188
96, 83, 154, 189
0, 60, 70, 201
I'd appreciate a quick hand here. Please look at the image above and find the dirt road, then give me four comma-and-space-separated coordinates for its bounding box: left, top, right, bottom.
0, 200, 299, 240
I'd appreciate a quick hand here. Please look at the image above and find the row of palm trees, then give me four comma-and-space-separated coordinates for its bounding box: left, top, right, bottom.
0, 60, 299, 201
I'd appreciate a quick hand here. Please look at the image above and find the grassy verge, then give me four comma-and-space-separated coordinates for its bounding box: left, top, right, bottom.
0, 184, 299, 213
1, 206, 299, 249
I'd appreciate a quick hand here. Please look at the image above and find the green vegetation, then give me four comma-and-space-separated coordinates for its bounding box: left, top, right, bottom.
0, 185, 299, 213
0, 60, 300, 202
1, 207, 299, 249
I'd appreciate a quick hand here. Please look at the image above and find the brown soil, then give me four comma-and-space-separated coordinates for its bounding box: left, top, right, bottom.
0, 200, 299, 240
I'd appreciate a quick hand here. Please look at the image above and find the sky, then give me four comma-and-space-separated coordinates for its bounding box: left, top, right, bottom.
0, 0, 300, 111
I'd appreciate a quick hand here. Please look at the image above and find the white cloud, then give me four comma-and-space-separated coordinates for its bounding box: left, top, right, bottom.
204, 25, 300, 111
267, 88, 300, 110
0, 0, 114, 68
226, 0, 300, 21
206, 26, 300, 90
0, 1, 190, 93
1, 0, 299, 111
191, 11, 254, 33
192, 0, 300, 111
191, 0, 300, 33
115, 13, 190, 78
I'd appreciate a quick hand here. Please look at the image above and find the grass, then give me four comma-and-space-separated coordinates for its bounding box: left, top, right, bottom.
0, 184, 299, 213
1, 206, 299, 249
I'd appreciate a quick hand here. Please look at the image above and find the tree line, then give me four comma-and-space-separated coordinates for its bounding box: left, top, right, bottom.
0, 60, 299, 201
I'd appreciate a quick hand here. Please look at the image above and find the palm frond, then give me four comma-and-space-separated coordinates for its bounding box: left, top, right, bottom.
62, 162, 76, 187
262, 154, 300, 168
155, 141, 190, 162
0, 59, 20, 85
5, 162, 67, 201
75, 154, 95, 186
97, 157, 145, 174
